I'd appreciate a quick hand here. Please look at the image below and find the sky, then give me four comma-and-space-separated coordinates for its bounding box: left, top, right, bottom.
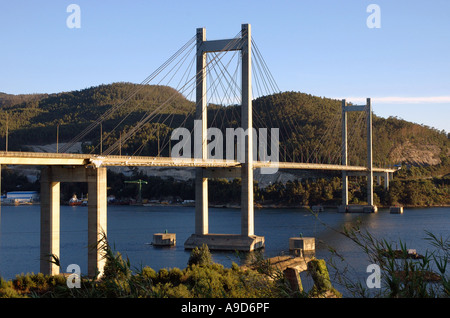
0, 0, 449, 133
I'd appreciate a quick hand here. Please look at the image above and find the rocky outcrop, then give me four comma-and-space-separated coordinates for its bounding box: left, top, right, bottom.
389, 141, 442, 166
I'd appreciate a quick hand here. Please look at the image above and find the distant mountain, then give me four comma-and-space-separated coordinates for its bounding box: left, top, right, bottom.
0, 92, 48, 108
1, 83, 449, 171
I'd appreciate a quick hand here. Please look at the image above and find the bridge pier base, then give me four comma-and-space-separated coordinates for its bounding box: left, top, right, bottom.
338, 204, 378, 213
40, 166, 107, 278
184, 234, 264, 252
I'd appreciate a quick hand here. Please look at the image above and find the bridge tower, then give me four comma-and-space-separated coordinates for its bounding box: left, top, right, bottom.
341, 98, 379, 212
184, 24, 264, 251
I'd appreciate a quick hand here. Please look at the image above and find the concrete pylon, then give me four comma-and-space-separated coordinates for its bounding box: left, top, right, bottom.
341, 100, 348, 206
194, 27, 208, 236
87, 167, 107, 277
384, 171, 390, 190
184, 24, 264, 251
40, 166, 107, 277
240, 23, 254, 237
40, 167, 61, 276
340, 98, 376, 212
366, 98, 374, 206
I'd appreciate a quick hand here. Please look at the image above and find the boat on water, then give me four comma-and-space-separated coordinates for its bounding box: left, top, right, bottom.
69, 195, 87, 206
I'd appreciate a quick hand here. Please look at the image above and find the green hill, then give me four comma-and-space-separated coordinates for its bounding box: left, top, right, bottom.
1, 83, 449, 171
0, 82, 195, 147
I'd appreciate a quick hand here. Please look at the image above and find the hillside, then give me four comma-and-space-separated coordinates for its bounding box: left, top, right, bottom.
1, 83, 449, 171
253, 92, 450, 169
0, 82, 195, 147
0, 92, 48, 108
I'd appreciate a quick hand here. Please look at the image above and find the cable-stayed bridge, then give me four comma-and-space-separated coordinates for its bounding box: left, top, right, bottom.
0, 24, 396, 277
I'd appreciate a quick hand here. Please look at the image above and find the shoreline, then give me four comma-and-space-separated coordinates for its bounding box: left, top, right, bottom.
2, 202, 449, 209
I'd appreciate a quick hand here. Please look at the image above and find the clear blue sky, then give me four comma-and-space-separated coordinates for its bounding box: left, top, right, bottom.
1, 0, 449, 133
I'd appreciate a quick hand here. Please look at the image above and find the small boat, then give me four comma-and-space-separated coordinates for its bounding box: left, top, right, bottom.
69, 197, 82, 206
69, 194, 86, 206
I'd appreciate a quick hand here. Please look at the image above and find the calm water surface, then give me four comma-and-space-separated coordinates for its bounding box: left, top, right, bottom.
1, 204, 449, 286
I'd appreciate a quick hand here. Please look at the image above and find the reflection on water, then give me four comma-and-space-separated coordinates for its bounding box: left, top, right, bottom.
0, 205, 449, 288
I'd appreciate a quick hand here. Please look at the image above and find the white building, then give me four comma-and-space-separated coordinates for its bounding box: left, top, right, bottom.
4, 191, 39, 205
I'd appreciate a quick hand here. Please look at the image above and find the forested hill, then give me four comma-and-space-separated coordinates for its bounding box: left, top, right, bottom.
0, 83, 195, 147
0, 82, 449, 171
252, 92, 450, 168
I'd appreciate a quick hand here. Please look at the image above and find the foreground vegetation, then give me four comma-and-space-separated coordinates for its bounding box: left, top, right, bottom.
0, 241, 340, 298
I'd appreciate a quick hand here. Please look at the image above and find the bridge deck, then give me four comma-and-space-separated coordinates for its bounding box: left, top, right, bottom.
0, 151, 396, 173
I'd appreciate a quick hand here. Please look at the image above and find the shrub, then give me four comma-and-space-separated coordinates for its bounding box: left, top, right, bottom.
187, 244, 212, 267
307, 259, 342, 298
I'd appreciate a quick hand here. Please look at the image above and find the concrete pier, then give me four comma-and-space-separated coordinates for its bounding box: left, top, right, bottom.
289, 237, 315, 257
40, 166, 107, 277
153, 233, 176, 246
338, 204, 378, 213
390, 206, 404, 214
40, 167, 61, 276
185, 234, 264, 251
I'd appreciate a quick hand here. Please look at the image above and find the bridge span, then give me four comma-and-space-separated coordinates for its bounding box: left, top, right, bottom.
0, 150, 396, 173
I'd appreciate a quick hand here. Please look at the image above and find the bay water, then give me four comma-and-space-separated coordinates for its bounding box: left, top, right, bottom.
1, 204, 448, 293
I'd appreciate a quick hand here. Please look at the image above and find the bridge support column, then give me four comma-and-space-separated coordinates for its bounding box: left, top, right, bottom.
341, 100, 349, 207
342, 172, 348, 206
194, 169, 208, 235
366, 98, 374, 206
40, 168, 61, 276
384, 171, 390, 191
87, 167, 107, 277
240, 23, 254, 237
194, 26, 209, 237
39, 166, 107, 277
